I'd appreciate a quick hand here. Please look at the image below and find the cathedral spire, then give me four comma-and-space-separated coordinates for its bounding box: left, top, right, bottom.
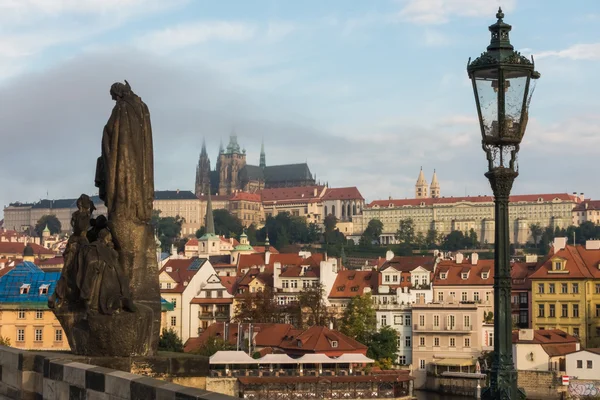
219, 138, 224, 154
205, 191, 215, 236
430, 169, 440, 198
201, 137, 207, 156
415, 167, 429, 199
260, 138, 266, 168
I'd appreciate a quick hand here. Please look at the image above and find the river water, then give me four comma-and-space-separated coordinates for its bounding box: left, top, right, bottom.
414, 391, 472, 400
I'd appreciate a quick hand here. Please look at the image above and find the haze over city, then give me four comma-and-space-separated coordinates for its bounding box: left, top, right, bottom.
1, 0, 599, 218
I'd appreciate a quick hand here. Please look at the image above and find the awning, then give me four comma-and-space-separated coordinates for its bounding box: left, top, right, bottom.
258, 354, 300, 364
210, 351, 258, 365
296, 354, 335, 364
432, 358, 476, 367
332, 354, 375, 364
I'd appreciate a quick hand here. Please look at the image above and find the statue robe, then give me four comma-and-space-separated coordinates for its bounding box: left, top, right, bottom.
96, 94, 154, 223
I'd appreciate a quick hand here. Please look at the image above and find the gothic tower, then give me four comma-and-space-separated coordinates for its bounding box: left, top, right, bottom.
217, 132, 247, 195
415, 167, 429, 199
195, 138, 211, 197
259, 138, 266, 168
430, 169, 440, 199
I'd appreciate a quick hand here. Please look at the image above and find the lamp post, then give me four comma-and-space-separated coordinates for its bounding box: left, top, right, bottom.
467, 8, 540, 400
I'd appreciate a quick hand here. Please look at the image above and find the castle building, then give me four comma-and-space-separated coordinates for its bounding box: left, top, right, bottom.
194, 134, 316, 196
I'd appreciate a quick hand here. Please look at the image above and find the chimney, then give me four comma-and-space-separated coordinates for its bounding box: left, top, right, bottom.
580, 193, 585, 202
313, 188, 317, 197
518, 329, 534, 341
553, 237, 567, 252
455, 253, 464, 264
265, 248, 271, 265
385, 250, 394, 261
586, 240, 600, 250
471, 253, 479, 265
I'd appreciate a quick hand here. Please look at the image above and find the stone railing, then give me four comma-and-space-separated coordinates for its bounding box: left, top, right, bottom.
0, 346, 237, 400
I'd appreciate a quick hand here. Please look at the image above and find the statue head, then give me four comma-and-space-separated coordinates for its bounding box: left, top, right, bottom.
97, 229, 114, 248
77, 194, 96, 214
110, 80, 133, 101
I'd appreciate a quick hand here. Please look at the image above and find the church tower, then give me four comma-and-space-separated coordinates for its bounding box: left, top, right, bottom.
415, 167, 429, 199
217, 132, 247, 195
259, 139, 266, 168
430, 169, 440, 199
195, 138, 211, 197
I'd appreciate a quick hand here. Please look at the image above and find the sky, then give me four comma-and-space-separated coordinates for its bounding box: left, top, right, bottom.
1, 0, 600, 219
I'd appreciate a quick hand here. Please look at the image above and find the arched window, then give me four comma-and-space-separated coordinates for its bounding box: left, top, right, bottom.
324, 206, 328, 216
342, 204, 346, 217
353, 204, 357, 215
332, 205, 336, 216
347, 204, 351, 217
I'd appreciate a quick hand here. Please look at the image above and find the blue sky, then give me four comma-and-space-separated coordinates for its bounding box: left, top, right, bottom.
1, 0, 599, 218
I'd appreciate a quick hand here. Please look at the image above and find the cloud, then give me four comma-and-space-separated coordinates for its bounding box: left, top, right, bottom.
535, 43, 600, 60
266, 21, 297, 42
422, 29, 451, 46
135, 21, 257, 54
397, 0, 515, 25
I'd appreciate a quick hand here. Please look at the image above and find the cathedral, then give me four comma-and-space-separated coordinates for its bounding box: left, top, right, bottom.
195, 134, 316, 196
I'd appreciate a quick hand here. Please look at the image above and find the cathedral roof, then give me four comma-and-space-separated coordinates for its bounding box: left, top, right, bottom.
262, 163, 313, 183
154, 190, 198, 200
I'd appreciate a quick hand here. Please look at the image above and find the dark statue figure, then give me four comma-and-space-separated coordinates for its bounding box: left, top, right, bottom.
50, 81, 161, 356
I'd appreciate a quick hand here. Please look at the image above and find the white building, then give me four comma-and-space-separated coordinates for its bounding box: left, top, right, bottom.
512, 329, 579, 373
565, 348, 600, 380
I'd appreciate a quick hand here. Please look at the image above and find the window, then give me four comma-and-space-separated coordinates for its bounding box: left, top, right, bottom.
18, 309, 25, 319
562, 304, 568, 318
381, 315, 387, 326
461, 272, 468, 280
486, 292, 491, 302
394, 315, 403, 325
171, 298, 177, 308
419, 337, 425, 346
405, 336, 411, 347
488, 332, 494, 347
419, 315, 425, 326
55, 329, 63, 342
482, 272, 489, 279
331, 341, 338, 348
17, 329, 25, 342
553, 261, 563, 271
39, 284, 49, 295
538, 284, 544, 294
464, 338, 471, 347
549, 284, 555, 294
596, 284, 600, 294
577, 360, 583, 369
20, 284, 30, 294
440, 272, 447, 279
35, 310, 43, 319
461, 292, 468, 302
166, 282, 172, 289
538, 304, 545, 317
419, 359, 426, 370
464, 315, 471, 328
170, 316, 177, 326
34, 328, 43, 342
392, 275, 398, 282
450, 337, 456, 347
438, 292, 444, 302
573, 283, 579, 294
447, 315, 455, 329
474, 292, 480, 302
399, 356, 406, 365
434, 337, 440, 347
450, 291, 456, 300
549, 304, 556, 318
587, 360, 593, 369
561, 283, 568, 294
573, 304, 579, 318
573, 327, 580, 337
433, 315, 440, 327
405, 315, 411, 326
385, 275, 390, 282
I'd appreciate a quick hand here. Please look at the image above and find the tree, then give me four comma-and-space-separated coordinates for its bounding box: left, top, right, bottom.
0, 336, 10, 346
213, 209, 243, 238
441, 230, 466, 251
158, 328, 183, 352
324, 214, 338, 244
425, 228, 439, 249
153, 210, 184, 252
193, 335, 235, 357
368, 326, 399, 366
340, 293, 377, 345
465, 228, 479, 248
297, 283, 331, 328
414, 232, 426, 250
529, 223, 543, 247
234, 287, 283, 323
360, 219, 384, 248
35, 215, 61, 236
395, 218, 415, 245
246, 223, 258, 245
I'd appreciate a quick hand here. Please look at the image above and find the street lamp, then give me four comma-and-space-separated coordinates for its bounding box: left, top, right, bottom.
467, 8, 540, 400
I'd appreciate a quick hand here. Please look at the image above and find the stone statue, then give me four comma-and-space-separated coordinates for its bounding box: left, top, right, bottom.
50, 81, 160, 356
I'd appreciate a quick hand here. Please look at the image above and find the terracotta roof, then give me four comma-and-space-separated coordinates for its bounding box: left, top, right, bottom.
573, 200, 600, 211
186, 238, 199, 247
322, 187, 364, 201
0, 242, 54, 256
278, 325, 367, 354
252, 246, 279, 254
380, 255, 435, 273
159, 258, 202, 293
238, 252, 315, 275
529, 244, 600, 280
190, 298, 232, 304
541, 344, 579, 357
184, 323, 294, 352
261, 186, 326, 203
433, 259, 494, 286
329, 270, 377, 298
511, 262, 537, 290
220, 236, 240, 247
230, 192, 261, 202
512, 329, 579, 345
584, 348, 600, 355
368, 193, 578, 208
219, 276, 237, 295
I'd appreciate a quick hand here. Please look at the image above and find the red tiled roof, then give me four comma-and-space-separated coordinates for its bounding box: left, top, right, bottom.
511, 262, 537, 290
159, 258, 199, 293
261, 186, 326, 203
0, 242, 54, 255
322, 187, 364, 201
529, 244, 600, 280
573, 200, 600, 211
252, 246, 279, 254
433, 258, 494, 286
278, 325, 367, 354
186, 238, 199, 247
219, 276, 237, 295
512, 329, 579, 345
329, 270, 377, 298
380, 255, 435, 273
184, 323, 294, 352
368, 193, 578, 208
230, 192, 262, 202
220, 236, 240, 247
37, 256, 64, 267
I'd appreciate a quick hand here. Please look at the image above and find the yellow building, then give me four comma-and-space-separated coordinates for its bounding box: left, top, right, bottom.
0, 261, 69, 351
530, 238, 600, 348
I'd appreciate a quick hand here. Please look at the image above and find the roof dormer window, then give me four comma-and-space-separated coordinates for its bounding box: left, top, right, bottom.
482, 272, 489, 279
20, 284, 30, 294
461, 272, 469, 280
440, 272, 447, 280
39, 284, 49, 295
553, 261, 563, 271
331, 340, 338, 348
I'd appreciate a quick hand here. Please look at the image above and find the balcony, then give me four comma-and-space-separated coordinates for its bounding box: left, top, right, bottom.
413, 324, 473, 333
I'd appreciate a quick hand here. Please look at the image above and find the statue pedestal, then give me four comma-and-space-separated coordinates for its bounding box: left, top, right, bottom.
54, 303, 156, 357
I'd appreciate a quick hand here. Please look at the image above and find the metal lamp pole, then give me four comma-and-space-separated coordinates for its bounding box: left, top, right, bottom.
467, 8, 540, 400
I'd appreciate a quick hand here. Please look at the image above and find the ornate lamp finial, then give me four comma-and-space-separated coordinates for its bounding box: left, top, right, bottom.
496, 7, 504, 21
